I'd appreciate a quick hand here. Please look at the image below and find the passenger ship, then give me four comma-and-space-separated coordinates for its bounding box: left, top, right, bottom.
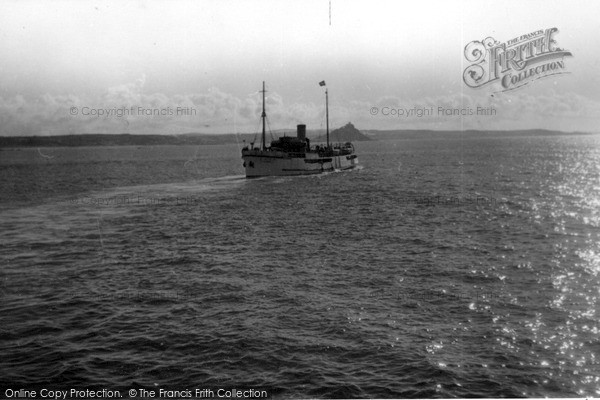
241, 82, 358, 178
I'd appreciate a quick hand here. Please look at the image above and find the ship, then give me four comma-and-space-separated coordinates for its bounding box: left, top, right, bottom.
241, 81, 358, 178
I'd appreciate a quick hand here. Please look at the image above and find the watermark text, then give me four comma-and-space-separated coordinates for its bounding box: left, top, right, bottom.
69, 106, 197, 117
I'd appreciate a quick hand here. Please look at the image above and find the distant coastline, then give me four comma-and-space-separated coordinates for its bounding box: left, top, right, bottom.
0, 129, 596, 148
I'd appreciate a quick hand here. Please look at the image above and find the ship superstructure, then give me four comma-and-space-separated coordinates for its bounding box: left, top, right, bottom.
241, 82, 358, 178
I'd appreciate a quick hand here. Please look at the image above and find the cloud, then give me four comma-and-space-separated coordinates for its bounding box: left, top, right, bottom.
1, 77, 599, 136
358, 90, 600, 131
0, 81, 261, 135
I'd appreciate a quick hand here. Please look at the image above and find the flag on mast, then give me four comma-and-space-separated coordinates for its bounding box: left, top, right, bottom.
319, 80, 326, 87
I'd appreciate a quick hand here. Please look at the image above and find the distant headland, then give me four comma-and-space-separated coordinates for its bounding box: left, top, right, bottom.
314, 122, 371, 142
0, 126, 596, 147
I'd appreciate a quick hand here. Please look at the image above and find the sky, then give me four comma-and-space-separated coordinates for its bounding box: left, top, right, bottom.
0, 0, 599, 135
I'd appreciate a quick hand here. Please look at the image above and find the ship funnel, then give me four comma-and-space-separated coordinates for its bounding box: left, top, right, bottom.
297, 124, 306, 140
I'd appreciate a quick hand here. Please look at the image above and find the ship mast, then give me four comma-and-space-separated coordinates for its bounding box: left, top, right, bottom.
325, 88, 330, 148
261, 81, 266, 150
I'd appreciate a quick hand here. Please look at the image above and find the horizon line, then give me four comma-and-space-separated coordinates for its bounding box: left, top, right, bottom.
1, 128, 599, 138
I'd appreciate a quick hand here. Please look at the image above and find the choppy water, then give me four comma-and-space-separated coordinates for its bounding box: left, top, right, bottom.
1, 135, 599, 398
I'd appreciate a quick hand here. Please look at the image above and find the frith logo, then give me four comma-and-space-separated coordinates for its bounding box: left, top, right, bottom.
463, 28, 573, 92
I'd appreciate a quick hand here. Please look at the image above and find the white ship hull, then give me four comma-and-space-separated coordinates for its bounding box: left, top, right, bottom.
242, 150, 358, 178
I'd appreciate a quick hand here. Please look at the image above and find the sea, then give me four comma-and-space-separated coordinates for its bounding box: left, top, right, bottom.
1, 135, 599, 398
